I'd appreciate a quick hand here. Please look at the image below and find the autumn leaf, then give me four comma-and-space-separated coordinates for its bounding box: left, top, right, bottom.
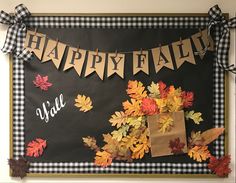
8, 158, 29, 179
147, 82, 160, 98
167, 96, 183, 112
121, 135, 137, 149
94, 151, 112, 168
126, 116, 144, 129
116, 145, 132, 162
201, 128, 224, 146
159, 114, 174, 133
141, 97, 159, 115
208, 155, 231, 177
102, 134, 132, 161
82, 136, 100, 152
123, 99, 143, 116
188, 131, 204, 148
158, 81, 169, 98
155, 98, 168, 113
130, 128, 150, 159
74, 94, 93, 112
185, 111, 203, 124
111, 125, 129, 141
169, 137, 185, 155
26, 138, 47, 157
181, 91, 194, 108
102, 133, 120, 155
126, 80, 147, 100
33, 74, 52, 91
131, 143, 149, 159
109, 111, 127, 128
168, 86, 182, 98
188, 146, 211, 162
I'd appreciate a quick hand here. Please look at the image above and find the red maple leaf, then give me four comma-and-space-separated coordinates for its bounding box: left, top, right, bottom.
158, 81, 169, 98
208, 155, 231, 177
26, 138, 47, 158
33, 74, 52, 91
169, 137, 185, 155
181, 91, 194, 108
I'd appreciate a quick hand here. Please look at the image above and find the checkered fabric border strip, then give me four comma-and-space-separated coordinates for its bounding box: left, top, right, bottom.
12, 16, 225, 174
24, 16, 211, 29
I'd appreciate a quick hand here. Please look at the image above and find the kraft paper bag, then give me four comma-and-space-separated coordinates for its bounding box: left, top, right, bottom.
147, 111, 187, 157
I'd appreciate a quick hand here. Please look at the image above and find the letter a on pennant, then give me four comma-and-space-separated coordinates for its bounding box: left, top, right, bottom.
151, 45, 174, 73
42, 39, 66, 69
63, 47, 86, 76
172, 39, 196, 69
84, 51, 106, 80
133, 51, 149, 75
24, 30, 46, 60
107, 53, 125, 79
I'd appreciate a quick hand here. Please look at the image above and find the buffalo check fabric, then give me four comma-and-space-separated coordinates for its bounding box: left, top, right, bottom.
9, 15, 225, 174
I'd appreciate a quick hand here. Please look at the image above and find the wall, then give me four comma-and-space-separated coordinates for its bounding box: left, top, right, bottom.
0, 0, 235, 182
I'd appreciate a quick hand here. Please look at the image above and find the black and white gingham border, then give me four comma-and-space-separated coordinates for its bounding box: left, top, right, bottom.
12, 16, 225, 174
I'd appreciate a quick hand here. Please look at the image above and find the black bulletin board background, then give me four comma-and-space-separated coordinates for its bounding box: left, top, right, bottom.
24, 27, 213, 164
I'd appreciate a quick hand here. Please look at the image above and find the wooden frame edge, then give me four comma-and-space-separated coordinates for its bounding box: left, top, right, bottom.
9, 54, 13, 177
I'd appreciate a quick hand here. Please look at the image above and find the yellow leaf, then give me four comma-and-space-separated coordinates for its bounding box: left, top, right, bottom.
159, 114, 174, 133
201, 128, 224, 146
168, 86, 182, 98
155, 98, 168, 113
126, 116, 144, 129
126, 80, 147, 100
188, 146, 211, 162
109, 111, 127, 128
167, 96, 183, 112
123, 99, 143, 116
111, 125, 129, 141
148, 82, 160, 98
185, 111, 203, 124
74, 94, 93, 112
94, 151, 112, 167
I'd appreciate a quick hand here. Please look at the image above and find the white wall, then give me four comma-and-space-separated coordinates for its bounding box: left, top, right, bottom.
0, 0, 235, 183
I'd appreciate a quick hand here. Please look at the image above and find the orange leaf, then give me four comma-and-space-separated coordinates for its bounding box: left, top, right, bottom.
188, 146, 211, 162
26, 138, 47, 157
131, 142, 149, 159
126, 80, 147, 100
201, 128, 224, 146
94, 151, 112, 168
123, 99, 143, 116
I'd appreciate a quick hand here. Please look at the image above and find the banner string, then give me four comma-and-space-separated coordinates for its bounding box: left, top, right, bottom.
31, 28, 208, 56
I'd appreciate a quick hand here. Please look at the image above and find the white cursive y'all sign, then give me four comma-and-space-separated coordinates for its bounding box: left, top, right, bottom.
36, 93, 66, 123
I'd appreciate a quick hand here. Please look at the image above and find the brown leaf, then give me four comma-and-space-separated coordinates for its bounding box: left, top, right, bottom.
82, 136, 100, 152
8, 158, 29, 179
201, 128, 224, 146
188, 131, 204, 148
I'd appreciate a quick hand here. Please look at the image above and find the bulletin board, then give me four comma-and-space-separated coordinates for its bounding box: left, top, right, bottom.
7, 6, 231, 178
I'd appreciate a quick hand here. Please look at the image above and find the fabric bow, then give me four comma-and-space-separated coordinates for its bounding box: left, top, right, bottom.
0, 4, 32, 61
208, 5, 236, 74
